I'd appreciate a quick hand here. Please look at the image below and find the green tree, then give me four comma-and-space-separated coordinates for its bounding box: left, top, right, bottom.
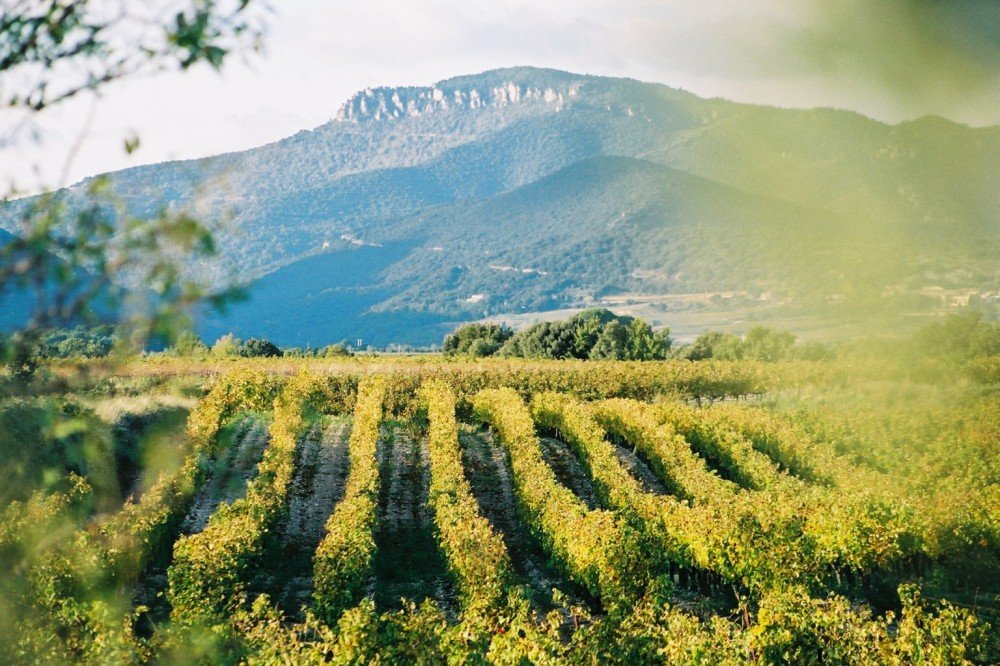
681, 332, 741, 360
172, 330, 208, 357
210, 333, 241, 358
624, 319, 671, 360
497, 309, 672, 361
742, 326, 796, 361
790, 341, 835, 361
239, 338, 282, 358
319, 343, 353, 358
500, 321, 574, 359
571, 316, 605, 358
911, 311, 1000, 361
443, 324, 513, 357
589, 321, 629, 360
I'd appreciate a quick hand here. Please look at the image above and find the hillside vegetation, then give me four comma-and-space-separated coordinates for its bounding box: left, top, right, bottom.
3, 68, 997, 346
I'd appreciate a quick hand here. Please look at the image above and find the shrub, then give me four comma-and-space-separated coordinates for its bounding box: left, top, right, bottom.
210, 334, 242, 358
239, 338, 283, 358
319, 343, 353, 358
172, 330, 208, 357
443, 324, 513, 357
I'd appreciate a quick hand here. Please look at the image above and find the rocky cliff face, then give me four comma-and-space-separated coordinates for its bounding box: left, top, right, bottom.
330, 67, 665, 124
335, 80, 581, 122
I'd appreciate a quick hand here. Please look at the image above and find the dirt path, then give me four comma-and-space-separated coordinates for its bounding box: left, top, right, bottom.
372, 425, 456, 615
134, 413, 266, 633
461, 428, 594, 612
612, 443, 670, 496
180, 414, 269, 535
269, 418, 352, 616
538, 436, 602, 510
284, 418, 352, 547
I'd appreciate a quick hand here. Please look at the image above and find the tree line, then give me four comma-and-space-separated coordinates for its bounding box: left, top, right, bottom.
443, 308, 811, 361
444, 309, 1000, 363
3, 309, 997, 369
444, 309, 671, 360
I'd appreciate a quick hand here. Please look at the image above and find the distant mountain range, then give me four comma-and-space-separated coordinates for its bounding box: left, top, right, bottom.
3, 67, 998, 346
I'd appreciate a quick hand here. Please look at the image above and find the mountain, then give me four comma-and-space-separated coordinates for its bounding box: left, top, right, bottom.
0, 228, 35, 328
2, 67, 998, 346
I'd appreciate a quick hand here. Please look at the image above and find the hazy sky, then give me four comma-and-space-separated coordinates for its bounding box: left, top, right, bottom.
2, 0, 997, 191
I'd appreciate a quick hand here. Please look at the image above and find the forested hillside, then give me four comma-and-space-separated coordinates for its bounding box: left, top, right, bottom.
3, 68, 997, 345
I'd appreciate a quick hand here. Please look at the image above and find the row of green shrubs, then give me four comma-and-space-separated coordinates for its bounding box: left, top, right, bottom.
473, 388, 650, 606
597, 399, 907, 591
0, 370, 281, 662
651, 402, 917, 575
532, 392, 709, 580
420, 381, 517, 626
167, 371, 314, 624
311, 376, 386, 624
310, 360, 775, 420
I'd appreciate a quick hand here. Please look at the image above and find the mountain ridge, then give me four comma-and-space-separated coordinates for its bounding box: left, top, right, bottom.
2, 67, 997, 346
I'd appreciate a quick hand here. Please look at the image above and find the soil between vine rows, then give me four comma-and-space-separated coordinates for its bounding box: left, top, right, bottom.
610, 440, 670, 496
181, 413, 270, 536
135, 413, 756, 629
537, 436, 603, 511
263, 417, 353, 618
459, 427, 595, 613
372, 424, 458, 615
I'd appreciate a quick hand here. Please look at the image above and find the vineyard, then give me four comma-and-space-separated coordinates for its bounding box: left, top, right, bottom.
1, 361, 997, 664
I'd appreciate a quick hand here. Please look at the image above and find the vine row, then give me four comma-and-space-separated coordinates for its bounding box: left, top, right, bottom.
311, 375, 387, 624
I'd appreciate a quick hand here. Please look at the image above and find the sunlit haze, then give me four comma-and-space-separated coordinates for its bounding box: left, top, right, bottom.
2, 0, 997, 192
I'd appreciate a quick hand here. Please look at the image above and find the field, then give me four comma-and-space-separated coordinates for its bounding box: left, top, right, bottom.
1, 357, 997, 664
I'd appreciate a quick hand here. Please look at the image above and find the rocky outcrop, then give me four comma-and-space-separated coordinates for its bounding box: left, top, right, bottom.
334, 80, 582, 122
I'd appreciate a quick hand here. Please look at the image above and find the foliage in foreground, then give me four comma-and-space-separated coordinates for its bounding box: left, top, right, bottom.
0, 362, 994, 663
